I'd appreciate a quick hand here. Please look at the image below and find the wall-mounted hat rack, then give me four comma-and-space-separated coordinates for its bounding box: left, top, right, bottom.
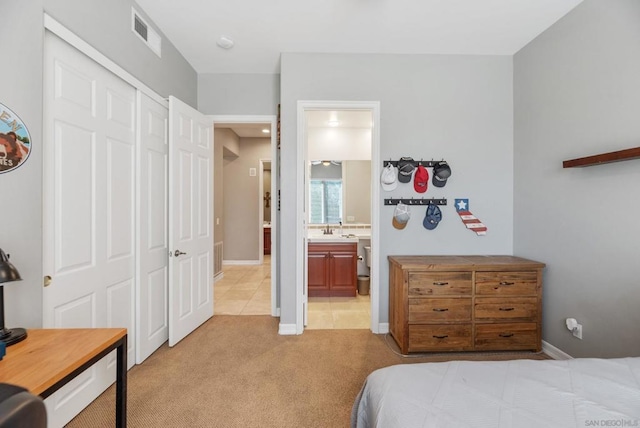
383, 159, 446, 168
384, 197, 447, 206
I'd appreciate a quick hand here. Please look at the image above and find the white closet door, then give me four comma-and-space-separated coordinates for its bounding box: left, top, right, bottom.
136, 91, 169, 363
43, 32, 136, 428
168, 96, 214, 347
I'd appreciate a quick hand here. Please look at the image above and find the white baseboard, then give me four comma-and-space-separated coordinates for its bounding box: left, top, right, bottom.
542, 340, 573, 360
375, 323, 389, 334
278, 323, 297, 335
214, 272, 224, 282
223, 260, 261, 266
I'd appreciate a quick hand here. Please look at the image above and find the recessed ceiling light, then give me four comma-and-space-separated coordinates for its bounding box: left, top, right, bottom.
327, 120, 340, 127
262, 128, 270, 133
216, 36, 234, 49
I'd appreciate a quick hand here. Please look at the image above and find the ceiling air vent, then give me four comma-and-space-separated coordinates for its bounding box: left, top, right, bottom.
132, 8, 161, 58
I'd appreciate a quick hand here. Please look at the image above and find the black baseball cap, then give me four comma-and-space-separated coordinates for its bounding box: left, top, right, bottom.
397, 157, 415, 183
432, 161, 451, 188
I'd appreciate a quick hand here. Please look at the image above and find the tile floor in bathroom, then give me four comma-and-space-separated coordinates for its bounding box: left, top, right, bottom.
306, 294, 370, 330
214, 255, 371, 329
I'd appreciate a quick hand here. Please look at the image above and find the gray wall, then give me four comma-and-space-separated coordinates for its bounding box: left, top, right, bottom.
0, 0, 45, 329
46, 0, 197, 106
344, 161, 371, 224
0, 0, 197, 329
198, 73, 280, 115
223, 138, 271, 261
514, 0, 640, 357
280, 53, 515, 327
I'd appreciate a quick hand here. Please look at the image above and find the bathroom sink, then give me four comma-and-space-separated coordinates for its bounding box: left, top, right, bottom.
307, 234, 358, 243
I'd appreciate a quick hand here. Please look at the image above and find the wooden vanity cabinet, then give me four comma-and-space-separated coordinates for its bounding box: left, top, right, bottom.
263, 227, 271, 255
308, 243, 357, 297
388, 255, 545, 354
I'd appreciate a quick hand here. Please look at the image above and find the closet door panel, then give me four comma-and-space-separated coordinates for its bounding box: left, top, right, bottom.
43, 32, 136, 428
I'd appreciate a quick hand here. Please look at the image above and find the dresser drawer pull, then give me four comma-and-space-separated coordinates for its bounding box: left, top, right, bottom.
432, 335, 449, 339
432, 308, 449, 312
499, 307, 515, 311
499, 281, 515, 286
433, 281, 449, 286
499, 333, 514, 338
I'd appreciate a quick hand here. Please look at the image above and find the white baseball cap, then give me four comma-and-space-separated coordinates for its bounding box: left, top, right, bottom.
380, 164, 398, 191
392, 203, 411, 230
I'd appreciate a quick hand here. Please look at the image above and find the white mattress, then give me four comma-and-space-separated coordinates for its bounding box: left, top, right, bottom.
351, 358, 640, 428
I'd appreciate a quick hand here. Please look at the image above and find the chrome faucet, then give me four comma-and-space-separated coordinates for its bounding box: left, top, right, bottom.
323, 224, 333, 235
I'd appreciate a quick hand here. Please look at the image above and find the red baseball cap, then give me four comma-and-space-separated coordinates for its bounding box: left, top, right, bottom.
413, 165, 429, 193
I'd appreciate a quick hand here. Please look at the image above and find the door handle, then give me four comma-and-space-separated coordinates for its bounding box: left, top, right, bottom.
44, 275, 52, 287
173, 250, 187, 257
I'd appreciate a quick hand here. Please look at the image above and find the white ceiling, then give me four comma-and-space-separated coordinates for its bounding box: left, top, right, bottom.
136, 0, 583, 74
216, 110, 372, 138
215, 122, 272, 138
306, 110, 372, 129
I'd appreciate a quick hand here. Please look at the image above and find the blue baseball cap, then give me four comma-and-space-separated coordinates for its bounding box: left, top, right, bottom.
422, 204, 442, 230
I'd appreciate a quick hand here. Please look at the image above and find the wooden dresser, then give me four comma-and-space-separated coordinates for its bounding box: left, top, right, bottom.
388, 255, 545, 354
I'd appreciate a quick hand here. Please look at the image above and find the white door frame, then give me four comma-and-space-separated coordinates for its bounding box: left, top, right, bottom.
296, 100, 381, 334
209, 115, 279, 317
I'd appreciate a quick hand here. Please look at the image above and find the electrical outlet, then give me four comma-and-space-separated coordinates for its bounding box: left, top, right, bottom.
573, 323, 583, 340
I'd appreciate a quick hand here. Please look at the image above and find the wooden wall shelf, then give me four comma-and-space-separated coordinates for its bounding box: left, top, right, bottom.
563, 147, 640, 168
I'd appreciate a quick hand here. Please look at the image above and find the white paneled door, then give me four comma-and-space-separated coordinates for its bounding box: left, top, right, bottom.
168, 96, 214, 347
136, 92, 169, 363
43, 33, 136, 427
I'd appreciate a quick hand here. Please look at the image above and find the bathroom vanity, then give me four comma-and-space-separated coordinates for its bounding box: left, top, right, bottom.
263, 225, 271, 255
307, 240, 358, 297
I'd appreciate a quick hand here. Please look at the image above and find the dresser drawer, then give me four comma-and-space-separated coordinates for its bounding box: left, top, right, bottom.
408, 272, 472, 296
474, 323, 538, 351
475, 297, 538, 321
408, 324, 473, 352
408, 298, 471, 323
475, 271, 538, 296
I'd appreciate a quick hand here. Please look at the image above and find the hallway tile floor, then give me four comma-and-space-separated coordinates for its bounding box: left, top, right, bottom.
214, 256, 272, 315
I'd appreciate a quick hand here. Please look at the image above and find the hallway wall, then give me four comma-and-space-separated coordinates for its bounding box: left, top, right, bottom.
223, 137, 271, 261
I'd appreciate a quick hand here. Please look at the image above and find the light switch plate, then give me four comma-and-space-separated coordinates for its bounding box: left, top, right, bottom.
249, 168, 256, 176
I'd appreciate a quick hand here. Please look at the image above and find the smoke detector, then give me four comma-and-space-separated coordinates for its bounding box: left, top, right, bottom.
216, 36, 235, 50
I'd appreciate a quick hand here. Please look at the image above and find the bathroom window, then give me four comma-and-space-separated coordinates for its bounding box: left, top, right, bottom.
310, 179, 342, 224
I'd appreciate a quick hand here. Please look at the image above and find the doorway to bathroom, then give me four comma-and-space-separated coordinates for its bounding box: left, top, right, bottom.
297, 101, 381, 332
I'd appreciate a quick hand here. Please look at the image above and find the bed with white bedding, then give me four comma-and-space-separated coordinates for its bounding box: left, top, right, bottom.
351, 357, 640, 428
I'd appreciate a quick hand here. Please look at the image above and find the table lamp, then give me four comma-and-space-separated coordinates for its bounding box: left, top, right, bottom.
0, 248, 27, 346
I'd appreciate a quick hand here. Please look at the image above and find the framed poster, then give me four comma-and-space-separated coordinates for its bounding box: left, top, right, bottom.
0, 103, 32, 173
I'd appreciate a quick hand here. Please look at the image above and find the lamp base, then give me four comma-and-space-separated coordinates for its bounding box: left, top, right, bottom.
0, 327, 27, 346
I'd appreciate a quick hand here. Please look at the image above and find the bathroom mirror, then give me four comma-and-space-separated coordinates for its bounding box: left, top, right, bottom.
305, 109, 373, 226
308, 160, 371, 225
263, 163, 271, 223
